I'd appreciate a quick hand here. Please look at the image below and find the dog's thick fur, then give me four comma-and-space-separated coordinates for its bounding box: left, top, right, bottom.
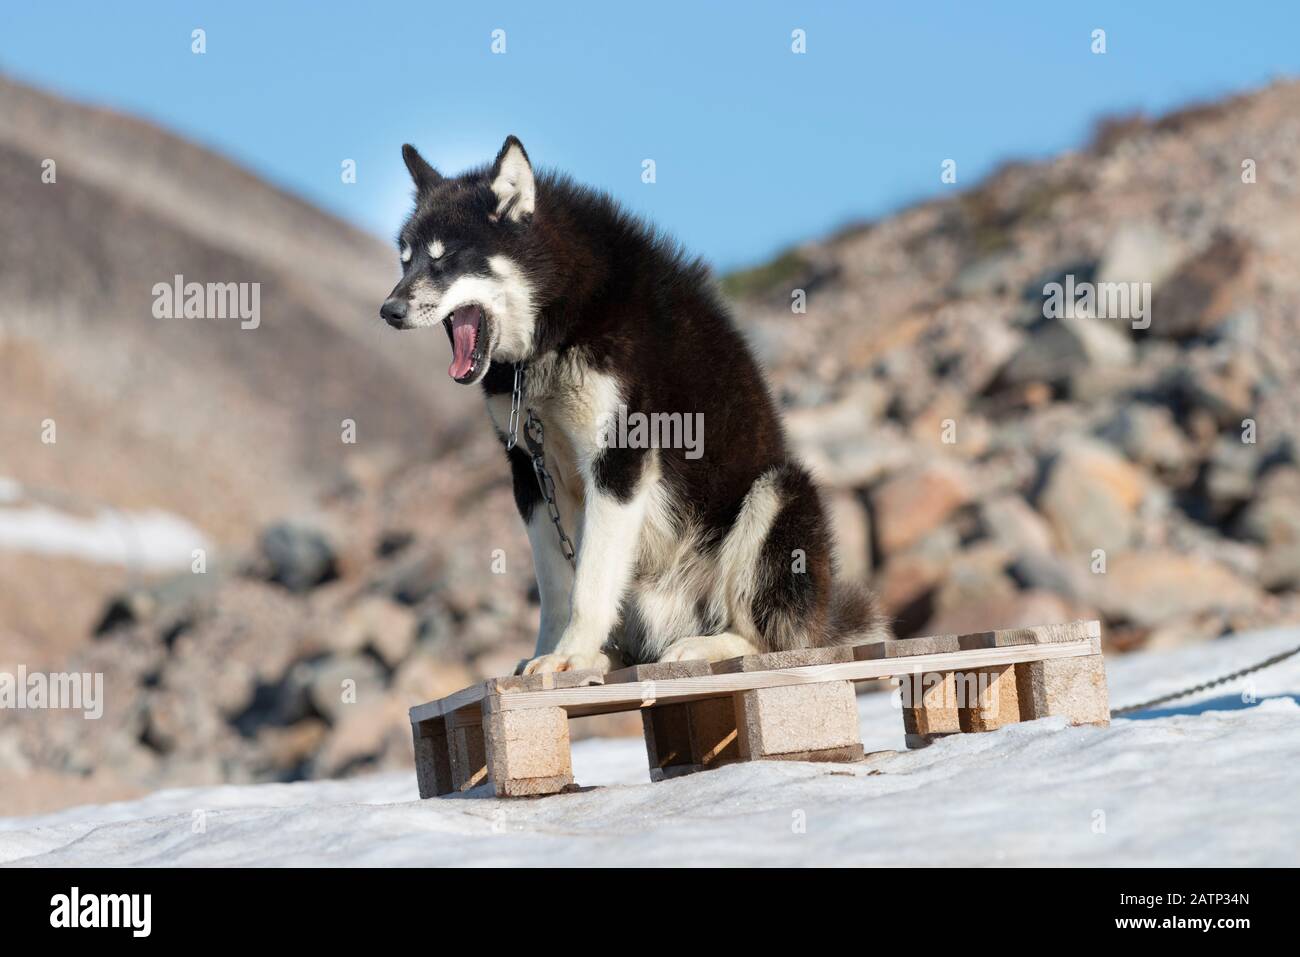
383, 136, 890, 674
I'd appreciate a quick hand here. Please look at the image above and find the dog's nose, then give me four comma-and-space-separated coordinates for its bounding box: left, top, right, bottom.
380, 298, 409, 327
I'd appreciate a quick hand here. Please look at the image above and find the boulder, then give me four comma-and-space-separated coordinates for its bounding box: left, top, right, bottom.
1098, 404, 1193, 475
307, 654, 387, 725
1092, 551, 1261, 627
329, 595, 418, 667
1036, 438, 1148, 555
999, 316, 1134, 391
260, 523, 337, 593
870, 462, 972, 557
826, 490, 872, 583
1096, 221, 1183, 290
922, 588, 1077, 640
1148, 233, 1253, 339
979, 494, 1055, 556
1237, 467, 1300, 546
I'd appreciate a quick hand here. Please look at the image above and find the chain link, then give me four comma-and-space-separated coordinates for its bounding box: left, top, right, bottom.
523, 409, 577, 566
505, 362, 576, 568
1109, 641, 1300, 716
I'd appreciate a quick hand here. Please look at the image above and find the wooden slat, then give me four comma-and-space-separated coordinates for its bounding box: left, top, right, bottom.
482, 638, 1099, 716
409, 668, 605, 724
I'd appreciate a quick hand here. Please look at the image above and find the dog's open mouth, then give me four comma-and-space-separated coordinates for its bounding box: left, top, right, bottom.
444, 304, 488, 383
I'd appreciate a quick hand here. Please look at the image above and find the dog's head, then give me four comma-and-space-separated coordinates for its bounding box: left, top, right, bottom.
381, 136, 538, 385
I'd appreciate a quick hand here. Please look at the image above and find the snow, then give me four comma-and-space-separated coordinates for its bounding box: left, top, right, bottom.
0, 478, 208, 571
2, 626, 1297, 866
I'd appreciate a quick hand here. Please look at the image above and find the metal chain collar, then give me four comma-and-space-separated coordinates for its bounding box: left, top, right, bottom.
505, 362, 576, 567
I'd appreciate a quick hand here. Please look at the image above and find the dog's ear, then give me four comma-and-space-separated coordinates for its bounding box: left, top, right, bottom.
402, 144, 442, 194
489, 135, 535, 223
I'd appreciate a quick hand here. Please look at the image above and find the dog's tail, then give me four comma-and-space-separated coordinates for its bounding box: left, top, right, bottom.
824, 577, 893, 646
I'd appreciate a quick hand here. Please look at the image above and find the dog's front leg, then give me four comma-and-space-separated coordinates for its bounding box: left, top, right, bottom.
521, 448, 652, 676
523, 496, 575, 658
505, 444, 577, 664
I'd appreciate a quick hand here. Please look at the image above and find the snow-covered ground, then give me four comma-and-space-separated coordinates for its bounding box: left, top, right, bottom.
2, 626, 1297, 866
0, 478, 208, 571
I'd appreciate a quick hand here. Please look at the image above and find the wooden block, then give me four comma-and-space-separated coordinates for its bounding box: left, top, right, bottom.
642, 703, 697, 779
957, 620, 1100, 649
606, 660, 710, 684
610, 661, 741, 780
411, 717, 453, 798
955, 664, 1021, 733
713, 645, 856, 674
488, 669, 606, 694
736, 680, 863, 761
855, 634, 962, 660
482, 703, 574, 797
1016, 653, 1110, 726
865, 637, 964, 748
689, 695, 740, 765
445, 710, 488, 791
898, 670, 961, 747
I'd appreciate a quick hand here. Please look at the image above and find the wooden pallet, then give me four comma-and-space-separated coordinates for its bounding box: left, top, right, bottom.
410, 620, 1108, 798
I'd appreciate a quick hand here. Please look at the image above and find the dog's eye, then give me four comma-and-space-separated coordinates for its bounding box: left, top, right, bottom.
400, 242, 412, 264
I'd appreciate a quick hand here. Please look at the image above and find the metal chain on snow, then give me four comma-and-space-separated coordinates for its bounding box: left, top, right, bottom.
1110, 641, 1300, 716
505, 362, 576, 568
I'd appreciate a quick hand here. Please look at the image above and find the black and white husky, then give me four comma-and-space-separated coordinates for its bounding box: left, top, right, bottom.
382, 136, 889, 674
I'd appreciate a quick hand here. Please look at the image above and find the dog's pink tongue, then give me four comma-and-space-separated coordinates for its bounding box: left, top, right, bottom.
448, 306, 479, 379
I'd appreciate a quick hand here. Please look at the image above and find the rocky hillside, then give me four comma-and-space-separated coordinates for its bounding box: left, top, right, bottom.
0, 74, 484, 655
4, 78, 1300, 814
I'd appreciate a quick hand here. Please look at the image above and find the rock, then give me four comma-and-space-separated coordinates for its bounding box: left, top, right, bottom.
999, 316, 1134, 392
873, 550, 948, 621
1007, 550, 1091, 603
392, 653, 476, 704
1098, 404, 1193, 475
797, 427, 913, 490
1092, 551, 1261, 627
1141, 612, 1231, 651
329, 595, 417, 667
1036, 438, 1148, 555
1173, 351, 1260, 427
1205, 437, 1263, 519
311, 696, 409, 778
307, 655, 387, 725
784, 379, 889, 445
94, 567, 224, 638
925, 545, 1018, 622
979, 494, 1055, 556
1237, 466, 1300, 545
826, 490, 872, 583
253, 719, 329, 772
922, 588, 1077, 639
1149, 233, 1253, 339
143, 689, 228, 755
1260, 544, 1300, 590
376, 550, 443, 606
260, 523, 337, 593
870, 462, 971, 557
1096, 221, 1183, 290
950, 251, 1016, 298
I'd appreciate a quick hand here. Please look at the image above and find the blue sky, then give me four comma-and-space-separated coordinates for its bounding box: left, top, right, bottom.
1, 1, 1296, 271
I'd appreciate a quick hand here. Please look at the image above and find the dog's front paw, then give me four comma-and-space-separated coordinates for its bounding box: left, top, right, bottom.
519, 650, 613, 676
659, 633, 760, 663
